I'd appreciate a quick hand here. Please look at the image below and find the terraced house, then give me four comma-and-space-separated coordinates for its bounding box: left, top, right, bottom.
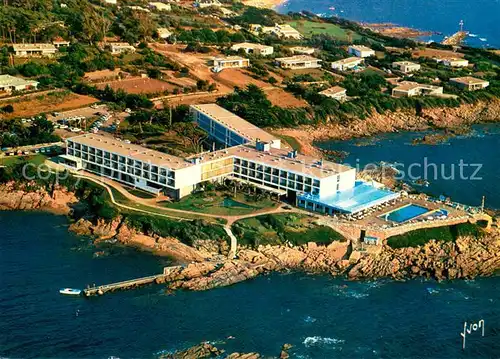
64, 104, 398, 214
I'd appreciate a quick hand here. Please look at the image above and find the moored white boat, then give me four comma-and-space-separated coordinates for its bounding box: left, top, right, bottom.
59, 288, 82, 296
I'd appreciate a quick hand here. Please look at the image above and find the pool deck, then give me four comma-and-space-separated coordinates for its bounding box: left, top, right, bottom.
313, 194, 490, 245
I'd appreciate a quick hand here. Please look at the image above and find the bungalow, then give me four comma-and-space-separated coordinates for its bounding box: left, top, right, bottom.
275, 55, 322, 70
437, 57, 469, 67
319, 86, 347, 101
107, 42, 136, 55
392, 61, 421, 73
213, 56, 250, 70
149, 2, 171, 11
52, 38, 70, 48
290, 46, 315, 55
230, 42, 274, 56
450, 76, 489, 91
12, 43, 57, 57
331, 57, 364, 71
0, 75, 39, 93
348, 45, 375, 58
157, 28, 173, 39
273, 24, 302, 39
392, 81, 443, 98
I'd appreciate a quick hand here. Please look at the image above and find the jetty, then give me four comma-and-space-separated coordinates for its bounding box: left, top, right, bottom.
83, 265, 182, 296
442, 31, 468, 45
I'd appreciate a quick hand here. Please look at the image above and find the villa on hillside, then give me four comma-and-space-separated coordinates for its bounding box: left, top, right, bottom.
212, 56, 249, 70
436, 57, 469, 67
290, 46, 315, 55
253, 23, 302, 39
106, 42, 136, 54
392, 61, 421, 73
392, 81, 443, 97
157, 28, 173, 39
348, 45, 375, 58
11, 43, 57, 57
63, 103, 399, 216
319, 86, 347, 101
231, 43, 274, 56
0, 75, 39, 93
331, 57, 364, 71
275, 55, 322, 70
450, 76, 489, 91
148, 2, 171, 11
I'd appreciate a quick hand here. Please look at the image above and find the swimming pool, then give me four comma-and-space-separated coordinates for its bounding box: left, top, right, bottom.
381, 204, 430, 223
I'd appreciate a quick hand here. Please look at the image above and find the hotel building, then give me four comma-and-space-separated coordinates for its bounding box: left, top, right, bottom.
64, 104, 398, 214
348, 45, 375, 58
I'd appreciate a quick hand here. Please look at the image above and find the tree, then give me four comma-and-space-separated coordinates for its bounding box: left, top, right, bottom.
172, 122, 207, 152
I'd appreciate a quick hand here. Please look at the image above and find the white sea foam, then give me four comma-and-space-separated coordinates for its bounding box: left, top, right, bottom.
304, 315, 317, 323
480, 38, 487, 41
469, 33, 478, 37
303, 336, 345, 348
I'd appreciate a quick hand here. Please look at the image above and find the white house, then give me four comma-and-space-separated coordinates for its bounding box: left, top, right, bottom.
450, 76, 489, 91
213, 56, 250, 70
195, 0, 222, 7
319, 86, 347, 101
437, 58, 469, 67
0, 75, 39, 93
230, 42, 273, 56
107, 42, 136, 55
11, 43, 57, 57
348, 45, 375, 58
148, 2, 171, 11
392, 61, 421, 73
392, 81, 443, 97
275, 55, 322, 70
157, 28, 173, 39
290, 46, 315, 55
331, 57, 364, 71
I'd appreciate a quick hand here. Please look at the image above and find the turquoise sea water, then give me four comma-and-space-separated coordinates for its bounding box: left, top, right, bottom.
278, 0, 500, 48
317, 124, 500, 209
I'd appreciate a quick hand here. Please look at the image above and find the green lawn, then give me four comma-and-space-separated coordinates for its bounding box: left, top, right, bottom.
273, 133, 302, 152
387, 222, 484, 249
287, 20, 361, 41
161, 191, 277, 216
0, 154, 47, 167
233, 213, 345, 247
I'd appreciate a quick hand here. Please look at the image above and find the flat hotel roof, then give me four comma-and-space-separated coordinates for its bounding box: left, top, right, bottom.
191, 104, 278, 144
67, 134, 192, 169
200, 144, 352, 178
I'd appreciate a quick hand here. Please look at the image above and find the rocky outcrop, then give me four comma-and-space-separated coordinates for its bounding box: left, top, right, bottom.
0, 182, 78, 214
275, 98, 500, 155
348, 234, 500, 280
160, 342, 291, 359
156, 228, 500, 291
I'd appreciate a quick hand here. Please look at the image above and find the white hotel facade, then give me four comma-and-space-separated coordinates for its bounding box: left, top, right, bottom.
64, 104, 397, 214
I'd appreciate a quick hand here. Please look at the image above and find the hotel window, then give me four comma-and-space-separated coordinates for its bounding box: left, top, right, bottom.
305, 177, 312, 185
272, 176, 278, 184
97, 158, 103, 165
82, 145, 88, 152
152, 166, 159, 173
135, 161, 141, 169
160, 168, 167, 176
159, 177, 166, 184
280, 178, 287, 186
249, 170, 256, 178
168, 171, 175, 179
297, 183, 303, 191
143, 172, 150, 179
135, 168, 141, 176
313, 179, 320, 187
127, 167, 133, 174
264, 166, 272, 174
119, 156, 126, 164
151, 174, 158, 182
75, 143, 81, 150
312, 188, 319, 195
288, 173, 296, 181
297, 175, 304, 182
272, 168, 279, 176
104, 152, 110, 159
104, 160, 111, 167
96, 150, 102, 157
234, 158, 241, 165
280, 171, 287, 178
256, 172, 263, 180
242, 160, 248, 167
111, 154, 118, 161
336, 183, 340, 191
241, 168, 248, 176
143, 163, 150, 171
287, 181, 295, 189
168, 179, 174, 186
89, 155, 96, 162
127, 158, 133, 165
264, 174, 271, 182
249, 162, 255, 170
337, 175, 340, 182
305, 185, 312, 192
256, 164, 263, 172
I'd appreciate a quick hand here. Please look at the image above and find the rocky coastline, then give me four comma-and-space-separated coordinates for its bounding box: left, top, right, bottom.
274, 98, 500, 156
1, 174, 499, 292
161, 342, 292, 359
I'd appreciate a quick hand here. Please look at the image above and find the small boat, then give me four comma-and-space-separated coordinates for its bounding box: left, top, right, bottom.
59, 288, 82, 296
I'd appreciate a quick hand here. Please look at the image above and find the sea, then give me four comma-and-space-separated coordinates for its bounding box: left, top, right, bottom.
277, 0, 500, 48
1, 127, 500, 358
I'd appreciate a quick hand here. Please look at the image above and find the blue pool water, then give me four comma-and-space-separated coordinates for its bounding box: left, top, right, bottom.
382, 204, 430, 223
